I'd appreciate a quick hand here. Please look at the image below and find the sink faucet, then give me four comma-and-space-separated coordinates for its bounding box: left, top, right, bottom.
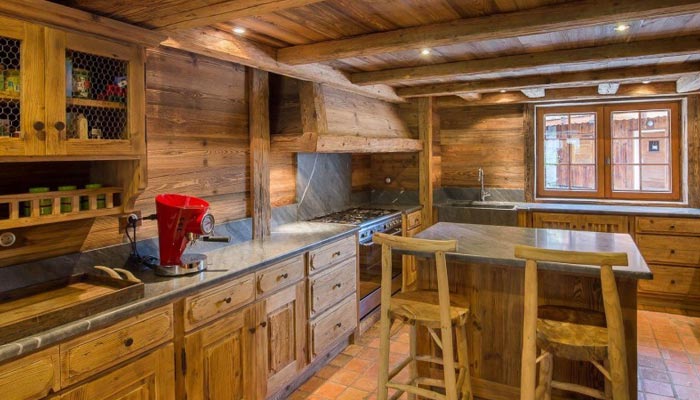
478, 167, 491, 201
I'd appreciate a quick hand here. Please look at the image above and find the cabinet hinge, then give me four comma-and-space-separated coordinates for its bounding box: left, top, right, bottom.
181, 348, 187, 375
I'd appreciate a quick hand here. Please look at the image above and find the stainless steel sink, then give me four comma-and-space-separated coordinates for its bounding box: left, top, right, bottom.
438, 201, 519, 226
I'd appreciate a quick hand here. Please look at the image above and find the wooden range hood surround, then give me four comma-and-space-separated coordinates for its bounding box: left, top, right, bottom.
270, 77, 421, 153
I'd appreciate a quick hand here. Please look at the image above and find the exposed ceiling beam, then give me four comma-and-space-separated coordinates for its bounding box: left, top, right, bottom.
162, 28, 403, 103
677, 73, 700, 93
456, 93, 482, 101
437, 82, 689, 107
396, 63, 700, 98
277, 0, 700, 65
150, 0, 324, 30
351, 35, 700, 86
521, 88, 545, 98
598, 83, 620, 95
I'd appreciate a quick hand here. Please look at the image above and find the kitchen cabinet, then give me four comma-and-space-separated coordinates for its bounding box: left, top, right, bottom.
402, 209, 422, 290
0, 346, 59, 400
531, 212, 628, 233
0, 15, 145, 158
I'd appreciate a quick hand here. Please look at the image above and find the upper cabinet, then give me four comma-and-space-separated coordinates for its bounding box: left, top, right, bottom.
0, 15, 145, 159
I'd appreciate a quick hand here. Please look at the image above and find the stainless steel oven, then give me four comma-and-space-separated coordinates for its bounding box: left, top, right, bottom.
358, 223, 403, 320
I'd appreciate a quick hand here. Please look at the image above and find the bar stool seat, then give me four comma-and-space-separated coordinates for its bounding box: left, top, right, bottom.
537, 318, 609, 361
390, 290, 470, 328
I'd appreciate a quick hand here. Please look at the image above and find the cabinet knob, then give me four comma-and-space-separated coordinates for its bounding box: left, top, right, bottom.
333, 251, 341, 257
670, 225, 676, 229
333, 282, 342, 289
335, 322, 342, 328
279, 273, 289, 280
260, 321, 267, 328
670, 249, 676, 255
249, 327, 256, 334
223, 297, 232, 304
54, 121, 66, 131
671, 280, 676, 285
124, 337, 134, 347
33, 121, 45, 131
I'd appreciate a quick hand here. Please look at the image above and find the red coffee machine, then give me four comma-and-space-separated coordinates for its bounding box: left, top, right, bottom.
154, 194, 216, 276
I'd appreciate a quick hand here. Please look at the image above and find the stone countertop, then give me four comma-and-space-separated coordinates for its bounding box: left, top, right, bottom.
0, 222, 358, 364
437, 200, 700, 218
358, 203, 422, 214
414, 222, 652, 279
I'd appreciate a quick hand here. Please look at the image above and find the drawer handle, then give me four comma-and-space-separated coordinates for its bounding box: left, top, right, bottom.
279, 273, 289, 280
332, 251, 341, 257
224, 297, 232, 304
670, 249, 676, 255
333, 282, 342, 289
249, 327, 256, 334
670, 225, 676, 229
124, 337, 134, 347
671, 280, 676, 285
260, 321, 267, 328
335, 322, 342, 328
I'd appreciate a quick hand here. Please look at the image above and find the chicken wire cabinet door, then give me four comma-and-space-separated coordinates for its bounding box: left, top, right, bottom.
44, 30, 145, 158
0, 16, 46, 157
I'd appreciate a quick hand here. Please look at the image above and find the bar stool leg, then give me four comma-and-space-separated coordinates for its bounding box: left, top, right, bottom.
604, 359, 612, 400
456, 323, 473, 400
407, 323, 418, 400
536, 351, 553, 400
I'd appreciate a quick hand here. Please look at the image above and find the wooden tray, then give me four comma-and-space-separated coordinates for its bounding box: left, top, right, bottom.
0, 273, 144, 345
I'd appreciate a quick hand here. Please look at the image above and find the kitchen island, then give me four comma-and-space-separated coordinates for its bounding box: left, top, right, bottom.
411, 222, 651, 400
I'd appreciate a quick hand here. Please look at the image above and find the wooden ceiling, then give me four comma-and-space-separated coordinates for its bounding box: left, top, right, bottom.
52, 0, 700, 103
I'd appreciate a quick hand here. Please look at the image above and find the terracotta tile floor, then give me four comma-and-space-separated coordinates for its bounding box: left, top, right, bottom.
291, 310, 700, 400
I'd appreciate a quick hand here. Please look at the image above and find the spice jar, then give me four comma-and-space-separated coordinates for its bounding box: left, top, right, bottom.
83, 183, 106, 209
5, 69, 19, 93
21, 187, 52, 217
58, 185, 77, 213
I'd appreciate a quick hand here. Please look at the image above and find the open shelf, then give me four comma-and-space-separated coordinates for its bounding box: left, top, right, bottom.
0, 186, 123, 229
0, 90, 19, 101
66, 97, 125, 109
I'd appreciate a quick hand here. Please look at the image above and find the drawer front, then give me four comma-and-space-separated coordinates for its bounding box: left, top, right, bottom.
257, 255, 304, 298
185, 273, 256, 331
308, 257, 357, 317
310, 295, 357, 360
308, 235, 357, 274
639, 264, 700, 296
406, 210, 422, 231
636, 234, 700, 266
0, 347, 59, 400
60, 305, 173, 386
637, 217, 700, 235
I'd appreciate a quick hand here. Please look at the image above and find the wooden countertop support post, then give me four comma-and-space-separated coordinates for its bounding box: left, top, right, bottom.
418, 97, 435, 228
249, 68, 271, 239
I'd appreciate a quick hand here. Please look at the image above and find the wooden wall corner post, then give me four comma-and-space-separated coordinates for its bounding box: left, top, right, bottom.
249, 67, 271, 238
523, 104, 535, 203
687, 95, 700, 208
418, 97, 435, 228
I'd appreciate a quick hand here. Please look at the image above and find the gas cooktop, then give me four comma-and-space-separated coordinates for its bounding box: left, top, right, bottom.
311, 208, 396, 226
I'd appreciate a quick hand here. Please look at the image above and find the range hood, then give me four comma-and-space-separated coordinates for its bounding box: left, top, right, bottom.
270, 77, 421, 153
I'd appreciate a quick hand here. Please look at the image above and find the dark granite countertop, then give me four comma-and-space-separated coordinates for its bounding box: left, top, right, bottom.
356, 203, 423, 214
414, 222, 652, 279
438, 200, 700, 218
0, 222, 358, 364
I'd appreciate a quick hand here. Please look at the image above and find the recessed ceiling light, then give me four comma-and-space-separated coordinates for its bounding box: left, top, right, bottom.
642, 80, 651, 84
499, 89, 507, 93
420, 48, 431, 56
233, 27, 246, 34
614, 24, 630, 32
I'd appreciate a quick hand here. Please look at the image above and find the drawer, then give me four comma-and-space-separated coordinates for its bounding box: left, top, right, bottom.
60, 305, 173, 386
636, 234, 700, 266
405, 210, 422, 231
639, 265, 700, 296
257, 255, 304, 298
637, 217, 700, 235
308, 257, 357, 317
309, 295, 357, 360
185, 273, 256, 331
0, 347, 59, 400
308, 235, 357, 274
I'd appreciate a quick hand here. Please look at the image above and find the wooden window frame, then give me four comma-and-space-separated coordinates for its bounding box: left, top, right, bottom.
536, 101, 681, 202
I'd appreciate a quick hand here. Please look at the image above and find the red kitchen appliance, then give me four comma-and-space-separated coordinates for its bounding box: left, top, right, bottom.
154, 194, 216, 276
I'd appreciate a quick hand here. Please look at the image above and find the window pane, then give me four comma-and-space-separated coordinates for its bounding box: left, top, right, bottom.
545, 164, 569, 190
641, 165, 670, 192
545, 114, 568, 139
641, 138, 669, 164
612, 112, 639, 138
612, 165, 640, 191
570, 139, 595, 164
570, 165, 596, 190
569, 113, 596, 139
640, 110, 669, 138
544, 140, 569, 164
612, 139, 639, 164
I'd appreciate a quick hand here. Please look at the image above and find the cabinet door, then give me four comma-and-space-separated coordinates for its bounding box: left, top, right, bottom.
578, 214, 629, 233
183, 305, 256, 400
59, 345, 174, 400
44, 29, 144, 157
532, 212, 579, 230
0, 16, 45, 156
258, 282, 306, 398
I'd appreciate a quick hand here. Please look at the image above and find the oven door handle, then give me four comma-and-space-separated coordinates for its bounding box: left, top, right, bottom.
359, 226, 403, 247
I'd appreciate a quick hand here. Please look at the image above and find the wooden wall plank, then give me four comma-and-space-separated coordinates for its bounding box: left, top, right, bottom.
249, 68, 272, 238
418, 98, 435, 227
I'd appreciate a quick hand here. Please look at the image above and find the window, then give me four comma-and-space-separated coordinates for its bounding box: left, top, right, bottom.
536, 101, 681, 201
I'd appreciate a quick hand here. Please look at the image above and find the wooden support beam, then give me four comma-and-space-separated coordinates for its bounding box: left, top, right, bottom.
249, 68, 271, 239
437, 82, 686, 107
418, 98, 435, 228
351, 35, 700, 86
397, 63, 700, 98
277, 0, 700, 65
150, 0, 324, 30
521, 88, 545, 98
0, 0, 165, 46
677, 74, 700, 93
598, 82, 620, 94
162, 28, 403, 103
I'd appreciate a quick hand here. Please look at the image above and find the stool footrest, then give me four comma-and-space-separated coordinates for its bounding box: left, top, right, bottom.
414, 354, 467, 369
386, 382, 446, 400
551, 380, 606, 399
388, 356, 412, 380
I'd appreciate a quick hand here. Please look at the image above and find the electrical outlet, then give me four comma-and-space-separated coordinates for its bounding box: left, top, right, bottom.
119, 211, 142, 233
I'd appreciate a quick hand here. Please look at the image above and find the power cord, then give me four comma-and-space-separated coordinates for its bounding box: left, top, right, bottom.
125, 213, 157, 265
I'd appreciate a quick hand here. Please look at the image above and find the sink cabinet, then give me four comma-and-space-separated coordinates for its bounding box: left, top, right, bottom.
531, 212, 629, 233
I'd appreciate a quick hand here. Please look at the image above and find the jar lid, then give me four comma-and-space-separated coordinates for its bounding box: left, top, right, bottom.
29, 187, 50, 193
85, 183, 103, 189
58, 185, 77, 191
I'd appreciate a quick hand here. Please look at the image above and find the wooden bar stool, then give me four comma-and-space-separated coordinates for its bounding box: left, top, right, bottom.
374, 232, 473, 400
515, 245, 630, 400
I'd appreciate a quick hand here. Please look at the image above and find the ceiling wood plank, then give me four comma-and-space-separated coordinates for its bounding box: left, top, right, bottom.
598, 83, 620, 94
151, 0, 325, 30
437, 83, 689, 107
162, 27, 404, 103
396, 63, 700, 98
677, 74, 700, 93
521, 88, 545, 98
277, 0, 700, 65
351, 35, 700, 86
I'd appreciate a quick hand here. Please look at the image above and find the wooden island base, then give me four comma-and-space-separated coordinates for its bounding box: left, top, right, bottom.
414, 260, 638, 400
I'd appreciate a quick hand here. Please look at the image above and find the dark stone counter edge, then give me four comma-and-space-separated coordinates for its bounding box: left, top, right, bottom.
0, 227, 359, 364
437, 201, 700, 218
